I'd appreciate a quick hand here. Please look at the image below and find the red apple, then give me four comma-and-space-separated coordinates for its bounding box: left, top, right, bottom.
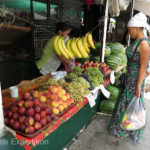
4, 117, 9, 125
100, 62, 106, 68
19, 116, 26, 123
33, 98, 39, 106
46, 115, 51, 123
34, 113, 40, 121
20, 124, 26, 132
34, 122, 42, 130
45, 107, 52, 115
104, 69, 111, 76
44, 92, 51, 98
7, 110, 13, 118
13, 112, 19, 120
50, 113, 56, 120
17, 100, 25, 107
81, 64, 84, 68
25, 116, 34, 126
102, 66, 109, 72
46, 100, 51, 105
26, 108, 35, 116
18, 106, 26, 115
24, 100, 33, 108
9, 119, 15, 127
34, 106, 41, 113
4, 110, 7, 117
40, 118, 47, 126
22, 92, 31, 100
40, 110, 46, 118
39, 103, 46, 110
11, 105, 18, 113
25, 126, 35, 134
13, 121, 20, 130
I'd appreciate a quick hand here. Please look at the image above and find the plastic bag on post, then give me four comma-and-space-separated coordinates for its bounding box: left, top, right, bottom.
120, 96, 145, 130
119, 0, 130, 11
109, 0, 120, 17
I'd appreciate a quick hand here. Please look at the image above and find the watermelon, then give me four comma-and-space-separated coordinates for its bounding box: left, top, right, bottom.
107, 42, 124, 54
105, 85, 119, 101
99, 100, 115, 114
117, 53, 127, 65
106, 55, 122, 70
95, 42, 101, 49
105, 46, 111, 57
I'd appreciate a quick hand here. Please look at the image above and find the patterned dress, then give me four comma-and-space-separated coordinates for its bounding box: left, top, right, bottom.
108, 39, 150, 143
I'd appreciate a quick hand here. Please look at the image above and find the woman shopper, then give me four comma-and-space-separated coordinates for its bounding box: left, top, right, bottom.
108, 12, 150, 143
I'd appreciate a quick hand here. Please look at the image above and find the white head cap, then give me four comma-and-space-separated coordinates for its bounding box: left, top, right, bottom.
127, 12, 150, 31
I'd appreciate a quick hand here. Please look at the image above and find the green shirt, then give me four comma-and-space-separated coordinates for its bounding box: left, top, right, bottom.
36, 36, 61, 74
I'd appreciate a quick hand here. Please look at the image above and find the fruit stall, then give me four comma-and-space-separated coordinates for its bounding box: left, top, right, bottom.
0, 37, 127, 150
0, 1, 129, 150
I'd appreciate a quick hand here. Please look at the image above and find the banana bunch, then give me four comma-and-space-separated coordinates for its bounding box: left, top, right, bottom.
53, 35, 74, 59
53, 32, 95, 59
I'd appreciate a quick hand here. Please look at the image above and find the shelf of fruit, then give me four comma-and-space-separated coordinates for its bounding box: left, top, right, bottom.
4, 85, 75, 137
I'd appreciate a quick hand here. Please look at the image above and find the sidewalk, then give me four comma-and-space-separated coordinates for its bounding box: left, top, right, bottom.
68, 94, 150, 150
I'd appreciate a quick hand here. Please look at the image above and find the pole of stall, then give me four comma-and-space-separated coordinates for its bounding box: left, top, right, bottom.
127, 0, 135, 46
101, 0, 109, 63
0, 82, 5, 138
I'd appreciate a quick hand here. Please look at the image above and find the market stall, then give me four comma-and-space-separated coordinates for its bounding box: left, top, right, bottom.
1, 0, 146, 150
1, 72, 111, 150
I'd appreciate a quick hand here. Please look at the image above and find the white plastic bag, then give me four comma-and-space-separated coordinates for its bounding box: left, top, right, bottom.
109, 0, 130, 17
119, 0, 130, 11
120, 96, 145, 130
51, 71, 67, 80
109, 0, 120, 17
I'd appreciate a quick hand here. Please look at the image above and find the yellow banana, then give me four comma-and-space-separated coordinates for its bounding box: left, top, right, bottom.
66, 39, 75, 56
87, 32, 96, 49
61, 38, 74, 60
53, 35, 61, 56
57, 37, 69, 59
70, 39, 82, 58
82, 36, 90, 53
85, 33, 90, 47
76, 38, 89, 58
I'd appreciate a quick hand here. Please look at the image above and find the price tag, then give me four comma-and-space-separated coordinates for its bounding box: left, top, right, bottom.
100, 84, 110, 98
110, 70, 115, 84
86, 94, 96, 108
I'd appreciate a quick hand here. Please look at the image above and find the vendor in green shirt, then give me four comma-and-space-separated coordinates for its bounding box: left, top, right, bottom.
36, 22, 75, 75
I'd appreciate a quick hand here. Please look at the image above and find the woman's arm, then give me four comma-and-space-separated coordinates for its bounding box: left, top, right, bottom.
136, 41, 150, 97
57, 55, 70, 64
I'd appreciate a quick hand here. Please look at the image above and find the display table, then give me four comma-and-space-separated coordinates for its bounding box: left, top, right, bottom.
1, 74, 110, 150
1, 93, 103, 150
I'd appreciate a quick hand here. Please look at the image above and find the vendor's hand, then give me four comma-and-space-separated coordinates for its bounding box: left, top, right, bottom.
135, 86, 141, 98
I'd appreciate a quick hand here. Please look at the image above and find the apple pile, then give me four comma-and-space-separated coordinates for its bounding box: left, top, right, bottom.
80, 61, 111, 76
4, 85, 75, 134
4, 92, 56, 134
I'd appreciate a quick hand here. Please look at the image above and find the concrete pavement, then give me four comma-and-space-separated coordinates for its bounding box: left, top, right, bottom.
68, 94, 150, 150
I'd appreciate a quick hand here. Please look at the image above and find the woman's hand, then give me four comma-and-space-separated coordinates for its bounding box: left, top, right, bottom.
135, 86, 141, 98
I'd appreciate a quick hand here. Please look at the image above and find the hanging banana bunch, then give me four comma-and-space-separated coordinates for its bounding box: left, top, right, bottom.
53, 32, 95, 59
86, 32, 96, 49
76, 38, 89, 58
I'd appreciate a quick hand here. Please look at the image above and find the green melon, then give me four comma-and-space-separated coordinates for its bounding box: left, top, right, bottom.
107, 42, 124, 54
105, 46, 111, 57
99, 100, 115, 114
105, 85, 119, 101
106, 55, 122, 69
